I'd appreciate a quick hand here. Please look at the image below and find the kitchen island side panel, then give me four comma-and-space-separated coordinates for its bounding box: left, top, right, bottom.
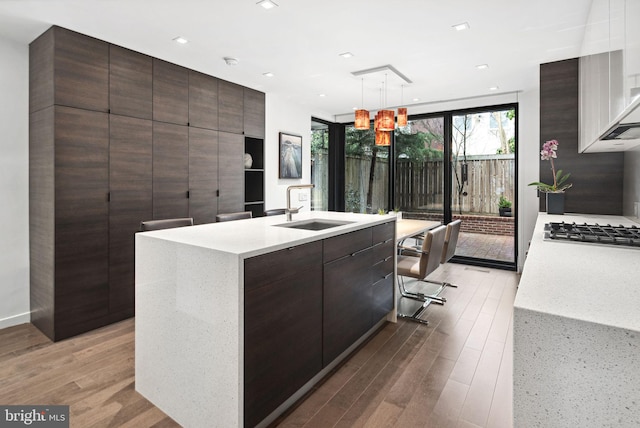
135, 235, 243, 427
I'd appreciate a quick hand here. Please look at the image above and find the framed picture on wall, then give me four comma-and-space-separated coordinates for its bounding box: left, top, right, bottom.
279, 132, 302, 179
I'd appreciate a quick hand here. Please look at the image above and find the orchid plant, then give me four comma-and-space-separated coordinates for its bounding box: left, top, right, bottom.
528, 139, 572, 193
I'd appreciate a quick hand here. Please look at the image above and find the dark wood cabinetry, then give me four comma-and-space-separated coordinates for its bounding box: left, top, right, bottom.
323, 228, 374, 364
109, 46, 152, 120
218, 80, 244, 134
109, 115, 152, 314
244, 88, 265, 138
244, 241, 323, 428
30, 26, 109, 113
189, 127, 218, 224
218, 131, 244, 214
29, 25, 264, 341
153, 59, 189, 125
371, 223, 395, 322
153, 122, 189, 219
189, 70, 218, 130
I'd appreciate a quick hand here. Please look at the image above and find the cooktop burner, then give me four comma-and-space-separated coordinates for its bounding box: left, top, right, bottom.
544, 222, 640, 247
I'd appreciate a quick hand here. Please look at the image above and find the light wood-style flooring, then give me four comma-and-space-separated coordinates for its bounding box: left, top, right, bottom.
0, 263, 517, 428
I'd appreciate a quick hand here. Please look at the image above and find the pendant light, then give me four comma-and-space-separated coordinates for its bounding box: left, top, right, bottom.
375, 130, 391, 146
354, 78, 370, 130
397, 85, 408, 127
376, 75, 394, 132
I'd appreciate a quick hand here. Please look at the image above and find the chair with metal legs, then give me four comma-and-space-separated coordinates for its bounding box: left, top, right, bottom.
396, 224, 447, 324
140, 218, 194, 231
215, 211, 252, 222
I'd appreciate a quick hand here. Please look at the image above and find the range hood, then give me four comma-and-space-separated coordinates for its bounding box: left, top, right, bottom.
595, 95, 640, 151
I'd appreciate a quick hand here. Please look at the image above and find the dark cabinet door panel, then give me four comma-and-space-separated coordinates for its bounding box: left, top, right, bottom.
54, 106, 109, 335
110, 45, 152, 120
54, 27, 109, 112
218, 80, 243, 134
372, 221, 395, 244
189, 70, 218, 130
244, 241, 323, 428
323, 248, 373, 365
109, 116, 153, 313
243, 88, 265, 138
153, 122, 189, 219
153, 59, 189, 125
372, 275, 394, 323
217, 131, 244, 214
323, 228, 372, 263
29, 28, 54, 113
189, 127, 218, 224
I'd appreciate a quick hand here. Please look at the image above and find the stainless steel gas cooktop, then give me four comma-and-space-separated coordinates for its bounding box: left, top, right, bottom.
544, 222, 640, 248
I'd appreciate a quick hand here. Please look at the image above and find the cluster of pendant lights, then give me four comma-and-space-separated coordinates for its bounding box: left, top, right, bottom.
354, 80, 408, 146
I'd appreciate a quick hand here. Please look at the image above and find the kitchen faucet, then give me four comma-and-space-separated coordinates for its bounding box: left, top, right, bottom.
286, 184, 314, 221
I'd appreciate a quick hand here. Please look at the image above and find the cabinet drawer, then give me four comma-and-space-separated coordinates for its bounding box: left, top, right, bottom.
372, 239, 395, 264
323, 227, 372, 263
245, 240, 322, 291
372, 257, 394, 283
372, 275, 394, 321
372, 221, 395, 244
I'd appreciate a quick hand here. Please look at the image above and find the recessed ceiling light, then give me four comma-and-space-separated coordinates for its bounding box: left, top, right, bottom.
352, 107, 358, 110
257, 0, 278, 9
173, 36, 188, 44
263, 72, 274, 77
489, 86, 499, 91
412, 98, 420, 102
452, 22, 470, 31
476, 64, 489, 70
319, 94, 326, 97
223, 57, 239, 66
339, 52, 354, 58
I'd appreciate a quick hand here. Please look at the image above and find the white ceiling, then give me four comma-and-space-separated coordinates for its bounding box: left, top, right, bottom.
0, 0, 595, 120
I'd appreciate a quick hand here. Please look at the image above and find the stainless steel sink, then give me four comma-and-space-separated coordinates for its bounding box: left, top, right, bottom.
274, 219, 354, 231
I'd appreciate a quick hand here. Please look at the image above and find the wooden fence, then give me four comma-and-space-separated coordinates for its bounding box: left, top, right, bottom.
312, 153, 515, 215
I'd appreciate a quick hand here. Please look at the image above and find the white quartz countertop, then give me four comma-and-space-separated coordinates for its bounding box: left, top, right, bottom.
138, 210, 396, 258
514, 213, 640, 332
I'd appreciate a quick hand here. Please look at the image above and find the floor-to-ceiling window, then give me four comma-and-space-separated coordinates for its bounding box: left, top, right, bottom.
393, 105, 517, 268
343, 126, 389, 213
310, 119, 329, 210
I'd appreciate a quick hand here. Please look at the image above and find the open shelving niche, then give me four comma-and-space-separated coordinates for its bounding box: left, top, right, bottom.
244, 137, 264, 217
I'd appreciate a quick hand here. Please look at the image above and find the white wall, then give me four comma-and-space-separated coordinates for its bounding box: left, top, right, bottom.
0, 35, 30, 328
264, 94, 328, 213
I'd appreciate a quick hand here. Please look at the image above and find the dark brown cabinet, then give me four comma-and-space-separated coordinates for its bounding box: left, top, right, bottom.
244, 88, 265, 138
30, 106, 110, 341
153, 122, 189, 219
244, 241, 323, 428
30, 26, 109, 113
371, 222, 395, 322
218, 131, 244, 214
189, 128, 219, 224
218, 80, 244, 134
323, 228, 374, 365
109, 115, 152, 314
189, 70, 218, 130
30, 25, 264, 341
109, 45, 152, 120
153, 59, 189, 125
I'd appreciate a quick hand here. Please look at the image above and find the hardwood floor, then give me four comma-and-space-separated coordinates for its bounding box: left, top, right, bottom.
0, 263, 517, 428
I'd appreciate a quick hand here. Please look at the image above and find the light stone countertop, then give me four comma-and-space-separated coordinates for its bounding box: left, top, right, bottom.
138, 210, 396, 259
514, 212, 640, 332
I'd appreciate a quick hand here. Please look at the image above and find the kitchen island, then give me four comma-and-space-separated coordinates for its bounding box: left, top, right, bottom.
135, 211, 397, 428
514, 213, 640, 427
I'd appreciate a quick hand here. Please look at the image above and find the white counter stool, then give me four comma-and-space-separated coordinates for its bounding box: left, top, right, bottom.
140, 218, 193, 231
396, 224, 447, 324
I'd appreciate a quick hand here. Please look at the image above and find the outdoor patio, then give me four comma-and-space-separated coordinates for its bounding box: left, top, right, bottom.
456, 231, 515, 263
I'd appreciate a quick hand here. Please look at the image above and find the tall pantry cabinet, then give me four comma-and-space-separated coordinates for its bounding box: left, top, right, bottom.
29, 26, 265, 341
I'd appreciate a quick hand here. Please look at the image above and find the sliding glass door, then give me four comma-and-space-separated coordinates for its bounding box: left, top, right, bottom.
393, 105, 517, 268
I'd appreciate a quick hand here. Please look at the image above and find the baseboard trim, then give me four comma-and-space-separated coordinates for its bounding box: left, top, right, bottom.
0, 311, 31, 330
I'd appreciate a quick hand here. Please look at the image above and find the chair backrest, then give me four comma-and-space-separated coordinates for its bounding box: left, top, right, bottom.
216, 211, 252, 222
418, 225, 447, 279
140, 218, 193, 232
264, 208, 286, 216
441, 220, 462, 264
